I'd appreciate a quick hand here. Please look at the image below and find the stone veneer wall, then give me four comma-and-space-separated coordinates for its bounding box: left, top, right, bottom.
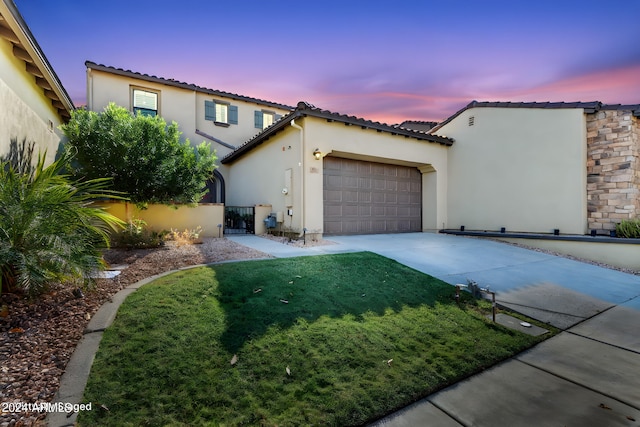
586, 110, 640, 233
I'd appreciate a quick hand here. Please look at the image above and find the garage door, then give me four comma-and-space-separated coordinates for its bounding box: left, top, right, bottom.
323, 157, 422, 235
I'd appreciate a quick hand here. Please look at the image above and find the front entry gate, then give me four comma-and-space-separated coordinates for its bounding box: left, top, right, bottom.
224, 206, 255, 234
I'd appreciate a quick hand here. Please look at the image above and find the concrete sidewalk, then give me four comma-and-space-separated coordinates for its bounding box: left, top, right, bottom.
47, 233, 640, 426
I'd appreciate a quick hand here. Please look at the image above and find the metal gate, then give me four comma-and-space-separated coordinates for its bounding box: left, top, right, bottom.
224, 206, 255, 234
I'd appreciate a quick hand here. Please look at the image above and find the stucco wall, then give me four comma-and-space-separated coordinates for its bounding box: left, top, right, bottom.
226, 125, 303, 232
87, 69, 200, 148
87, 68, 290, 163
226, 116, 449, 236
439, 107, 587, 234
100, 202, 225, 238
0, 37, 64, 164
498, 237, 640, 271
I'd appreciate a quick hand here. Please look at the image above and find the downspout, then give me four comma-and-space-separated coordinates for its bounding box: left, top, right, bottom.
86, 67, 93, 111
290, 118, 305, 236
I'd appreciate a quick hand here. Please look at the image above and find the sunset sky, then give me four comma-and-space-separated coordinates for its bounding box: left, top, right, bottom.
14, 0, 640, 124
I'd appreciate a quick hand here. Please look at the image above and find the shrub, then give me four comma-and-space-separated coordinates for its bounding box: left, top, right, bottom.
166, 226, 203, 246
615, 219, 640, 238
111, 218, 166, 249
0, 151, 124, 296
62, 103, 217, 206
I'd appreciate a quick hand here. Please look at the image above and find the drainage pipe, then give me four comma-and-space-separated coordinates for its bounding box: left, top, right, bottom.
290, 119, 305, 237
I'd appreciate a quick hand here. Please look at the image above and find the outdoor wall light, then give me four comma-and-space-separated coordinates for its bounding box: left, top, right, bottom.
313, 148, 322, 160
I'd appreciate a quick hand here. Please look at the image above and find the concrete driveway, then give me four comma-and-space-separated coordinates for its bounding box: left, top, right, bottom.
228, 232, 640, 426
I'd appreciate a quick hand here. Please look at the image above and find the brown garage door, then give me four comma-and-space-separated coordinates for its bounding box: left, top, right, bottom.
323, 157, 422, 235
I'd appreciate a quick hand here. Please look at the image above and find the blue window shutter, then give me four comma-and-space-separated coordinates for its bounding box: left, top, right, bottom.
205, 101, 215, 121
254, 110, 263, 129
275, 113, 282, 122
229, 105, 238, 125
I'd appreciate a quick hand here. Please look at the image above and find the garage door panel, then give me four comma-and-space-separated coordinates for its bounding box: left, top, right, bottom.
359, 177, 371, 189
324, 205, 342, 217
325, 175, 342, 188
323, 157, 421, 235
358, 192, 371, 203
344, 190, 359, 203
373, 179, 386, 190
372, 164, 385, 175
386, 193, 397, 204
358, 162, 371, 174
325, 189, 342, 203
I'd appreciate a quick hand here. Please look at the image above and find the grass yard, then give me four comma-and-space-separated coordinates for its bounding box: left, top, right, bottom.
79, 252, 550, 426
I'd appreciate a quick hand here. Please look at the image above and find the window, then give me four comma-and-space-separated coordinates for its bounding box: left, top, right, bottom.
254, 110, 282, 129
205, 100, 238, 126
132, 88, 158, 117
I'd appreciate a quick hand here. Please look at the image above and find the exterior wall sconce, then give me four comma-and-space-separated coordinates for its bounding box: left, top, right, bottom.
313, 148, 322, 160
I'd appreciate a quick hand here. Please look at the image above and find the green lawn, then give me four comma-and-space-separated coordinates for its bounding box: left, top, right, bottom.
79, 252, 550, 426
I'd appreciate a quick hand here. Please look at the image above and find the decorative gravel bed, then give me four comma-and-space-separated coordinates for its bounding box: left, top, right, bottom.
0, 238, 271, 427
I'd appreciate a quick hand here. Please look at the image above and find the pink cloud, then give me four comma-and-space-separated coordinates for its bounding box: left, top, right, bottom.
495, 65, 640, 104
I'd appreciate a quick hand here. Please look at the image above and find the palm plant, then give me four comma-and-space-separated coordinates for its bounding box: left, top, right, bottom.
0, 150, 124, 296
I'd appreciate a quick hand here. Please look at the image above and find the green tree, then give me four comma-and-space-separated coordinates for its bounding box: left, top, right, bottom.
61, 103, 217, 205
0, 150, 124, 296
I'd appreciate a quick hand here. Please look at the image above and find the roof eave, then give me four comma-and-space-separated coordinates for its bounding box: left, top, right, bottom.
222, 104, 454, 164
221, 112, 300, 164
1, 0, 74, 119
86, 61, 295, 111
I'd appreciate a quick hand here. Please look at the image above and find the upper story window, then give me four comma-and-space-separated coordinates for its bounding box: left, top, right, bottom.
254, 110, 282, 130
132, 88, 159, 117
205, 100, 238, 126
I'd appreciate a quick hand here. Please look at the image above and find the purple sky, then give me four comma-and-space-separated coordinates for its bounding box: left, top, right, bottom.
14, 0, 640, 124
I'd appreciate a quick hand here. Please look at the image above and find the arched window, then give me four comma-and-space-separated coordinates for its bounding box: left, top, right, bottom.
201, 169, 225, 204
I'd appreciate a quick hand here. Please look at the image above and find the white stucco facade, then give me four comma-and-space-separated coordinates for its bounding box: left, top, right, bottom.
437, 106, 588, 234
85, 63, 293, 189
225, 113, 450, 236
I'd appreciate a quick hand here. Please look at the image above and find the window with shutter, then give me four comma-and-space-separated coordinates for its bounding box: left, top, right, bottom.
206, 100, 237, 126
255, 110, 276, 129
229, 106, 238, 125
215, 103, 228, 124
204, 100, 215, 121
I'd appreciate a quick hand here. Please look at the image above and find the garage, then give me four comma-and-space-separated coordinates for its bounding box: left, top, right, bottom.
323, 157, 422, 235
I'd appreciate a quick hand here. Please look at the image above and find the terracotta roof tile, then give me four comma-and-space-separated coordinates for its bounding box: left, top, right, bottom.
85, 61, 295, 111
221, 101, 454, 164
430, 100, 640, 133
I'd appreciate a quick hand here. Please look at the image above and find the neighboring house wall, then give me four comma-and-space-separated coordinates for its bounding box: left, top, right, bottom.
226, 115, 449, 236
438, 107, 588, 234
0, 0, 73, 165
586, 109, 640, 232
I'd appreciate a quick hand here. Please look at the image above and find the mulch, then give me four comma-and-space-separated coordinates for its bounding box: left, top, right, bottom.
0, 239, 269, 427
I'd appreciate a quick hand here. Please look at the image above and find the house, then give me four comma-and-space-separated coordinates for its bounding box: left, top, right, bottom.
221, 102, 452, 239
85, 61, 294, 204
0, 0, 74, 165
432, 101, 640, 235
85, 62, 640, 241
